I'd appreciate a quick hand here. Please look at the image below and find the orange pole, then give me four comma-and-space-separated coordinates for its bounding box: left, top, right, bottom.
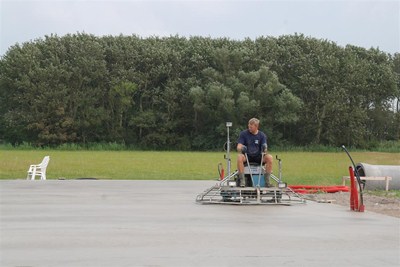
349, 166, 360, 211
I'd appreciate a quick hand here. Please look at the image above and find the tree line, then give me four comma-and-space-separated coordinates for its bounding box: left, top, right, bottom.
0, 33, 399, 150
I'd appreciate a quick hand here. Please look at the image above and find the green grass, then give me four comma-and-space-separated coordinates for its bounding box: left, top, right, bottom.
1, 150, 399, 186
364, 190, 400, 199
0, 151, 222, 180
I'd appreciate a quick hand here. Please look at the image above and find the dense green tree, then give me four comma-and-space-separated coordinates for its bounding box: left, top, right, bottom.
255, 34, 398, 147
188, 45, 302, 149
0, 33, 397, 149
0, 33, 109, 145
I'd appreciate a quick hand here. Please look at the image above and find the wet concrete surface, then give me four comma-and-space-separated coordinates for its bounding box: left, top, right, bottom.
1, 180, 399, 267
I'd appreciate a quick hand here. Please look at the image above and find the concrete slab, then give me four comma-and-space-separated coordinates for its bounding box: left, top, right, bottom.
1, 180, 399, 267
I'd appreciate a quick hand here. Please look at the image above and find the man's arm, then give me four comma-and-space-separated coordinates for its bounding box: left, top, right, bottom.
261, 133, 268, 153
237, 131, 246, 153
237, 143, 244, 153
262, 143, 268, 153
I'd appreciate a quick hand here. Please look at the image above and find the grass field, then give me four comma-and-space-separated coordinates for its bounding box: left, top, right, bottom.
1, 150, 399, 185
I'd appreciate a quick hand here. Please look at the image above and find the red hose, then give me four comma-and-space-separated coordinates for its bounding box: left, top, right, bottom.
289, 185, 350, 194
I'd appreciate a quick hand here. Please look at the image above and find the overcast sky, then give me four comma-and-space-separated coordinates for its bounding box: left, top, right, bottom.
1, 0, 399, 56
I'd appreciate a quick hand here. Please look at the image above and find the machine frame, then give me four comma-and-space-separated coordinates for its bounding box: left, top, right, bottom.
196, 122, 305, 205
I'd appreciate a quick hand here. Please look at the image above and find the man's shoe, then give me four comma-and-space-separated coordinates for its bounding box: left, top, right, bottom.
239, 173, 245, 187
265, 173, 272, 187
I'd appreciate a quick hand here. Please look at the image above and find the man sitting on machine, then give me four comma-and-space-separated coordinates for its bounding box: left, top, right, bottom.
237, 118, 273, 187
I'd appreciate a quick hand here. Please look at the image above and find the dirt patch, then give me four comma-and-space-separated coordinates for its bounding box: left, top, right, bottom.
305, 192, 400, 218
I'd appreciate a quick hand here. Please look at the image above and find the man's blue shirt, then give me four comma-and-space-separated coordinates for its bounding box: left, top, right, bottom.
237, 130, 267, 156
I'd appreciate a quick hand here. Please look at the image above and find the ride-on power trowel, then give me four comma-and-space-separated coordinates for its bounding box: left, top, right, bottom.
196, 122, 305, 205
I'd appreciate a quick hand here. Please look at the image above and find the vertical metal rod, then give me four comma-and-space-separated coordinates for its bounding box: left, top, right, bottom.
276, 155, 282, 182
227, 124, 231, 179
258, 153, 264, 187
225, 122, 232, 183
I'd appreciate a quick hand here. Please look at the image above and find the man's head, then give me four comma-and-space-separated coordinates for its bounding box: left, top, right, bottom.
248, 118, 260, 134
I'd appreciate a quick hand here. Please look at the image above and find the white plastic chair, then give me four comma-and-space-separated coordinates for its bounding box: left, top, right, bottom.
27, 156, 50, 180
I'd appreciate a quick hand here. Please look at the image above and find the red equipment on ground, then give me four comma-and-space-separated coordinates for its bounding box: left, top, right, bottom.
218, 163, 225, 180
349, 166, 365, 212
288, 185, 349, 194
